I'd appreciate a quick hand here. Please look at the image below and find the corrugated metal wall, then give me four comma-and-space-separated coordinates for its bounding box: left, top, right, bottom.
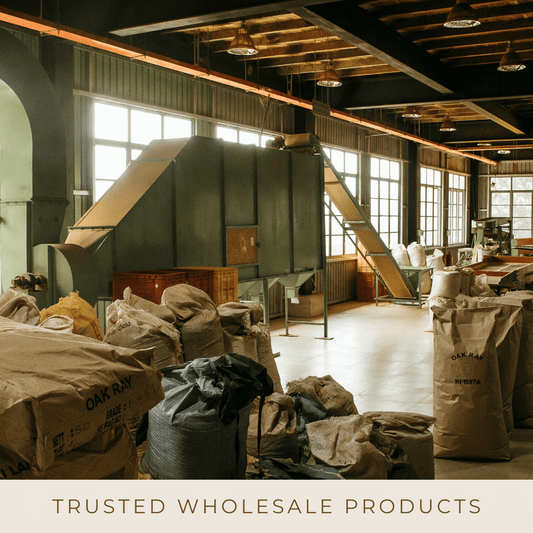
73, 48, 293, 134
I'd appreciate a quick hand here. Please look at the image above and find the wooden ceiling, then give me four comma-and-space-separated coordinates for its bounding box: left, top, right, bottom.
3, 0, 533, 156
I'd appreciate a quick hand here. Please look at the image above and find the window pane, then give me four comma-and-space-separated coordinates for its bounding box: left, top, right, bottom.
492, 192, 511, 205
131, 149, 143, 160
380, 199, 389, 215
513, 192, 531, 205
434, 171, 441, 187
95, 145, 127, 180
390, 217, 398, 232
331, 236, 343, 256
380, 159, 389, 179
390, 161, 400, 181
371, 199, 379, 213
389, 233, 399, 247
95, 103, 128, 142
514, 205, 531, 218
217, 126, 238, 143
331, 149, 344, 172
371, 180, 379, 198
492, 204, 510, 217
514, 218, 531, 230
492, 178, 511, 191
345, 177, 357, 197
164, 116, 192, 139
380, 181, 388, 198
332, 217, 343, 234
345, 153, 358, 174
371, 216, 379, 229
513, 177, 533, 190
239, 131, 260, 146
261, 135, 275, 147
390, 201, 399, 216
515, 230, 531, 238
345, 241, 356, 255
131, 109, 161, 145
380, 216, 389, 233
390, 182, 399, 200
371, 158, 380, 177
420, 168, 427, 184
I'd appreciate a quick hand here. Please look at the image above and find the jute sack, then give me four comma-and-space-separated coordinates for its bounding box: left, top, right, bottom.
40, 291, 103, 340
251, 323, 283, 393
0, 425, 137, 480
501, 292, 533, 428
104, 301, 183, 371
162, 284, 225, 362
247, 393, 298, 461
432, 306, 510, 460
456, 296, 523, 435
0, 288, 40, 326
0, 317, 164, 470
363, 411, 436, 479
121, 287, 176, 323
222, 330, 258, 362
306, 415, 389, 479
286, 375, 358, 417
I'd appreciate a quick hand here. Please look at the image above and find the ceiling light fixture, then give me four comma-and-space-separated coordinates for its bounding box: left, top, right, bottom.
440, 115, 457, 132
497, 149, 511, 154
444, 0, 480, 29
477, 142, 492, 147
497, 41, 526, 72
228, 26, 258, 56
317, 62, 342, 88
402, 106, 422, 118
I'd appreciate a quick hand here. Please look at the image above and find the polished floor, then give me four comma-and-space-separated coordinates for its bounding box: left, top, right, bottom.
269, 300, 533, 480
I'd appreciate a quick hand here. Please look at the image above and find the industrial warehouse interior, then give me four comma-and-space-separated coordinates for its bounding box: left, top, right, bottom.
1, 1, 533, 509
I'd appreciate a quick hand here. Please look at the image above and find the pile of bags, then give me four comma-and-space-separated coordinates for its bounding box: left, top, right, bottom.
431, 291, 533, 461
246, 375, 436, 480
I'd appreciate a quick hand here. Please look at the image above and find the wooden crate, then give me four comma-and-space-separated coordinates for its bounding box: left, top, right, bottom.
357, 271, 388, 302
174, 266, 238, 306
112, 270, 187, 303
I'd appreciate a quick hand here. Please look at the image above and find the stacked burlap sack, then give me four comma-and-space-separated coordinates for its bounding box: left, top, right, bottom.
246, 375, 435, 480
431, 292, 533, 461
0, 317, 164, 479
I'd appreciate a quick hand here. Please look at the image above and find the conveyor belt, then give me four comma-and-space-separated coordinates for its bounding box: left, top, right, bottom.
320, 148, 416, 299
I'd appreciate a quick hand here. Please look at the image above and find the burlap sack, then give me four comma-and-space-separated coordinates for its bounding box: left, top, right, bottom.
0, 288, 40, 326
218, 301, 264, 325
222, 330, 258, 362
161, 284, 225, 361
456, 296, 523, 435
363, 411, 436, 479
501, 292, 533, 428
432, 306, 510, 460
251, 323, 282, 393
40, 291, 103, 340
121, 287, 176, 323
104, 301, 183, 370
0, 317, 164, 470
306, 415, 389, 479
247, 393, 298, 461
286, 375, 358, 416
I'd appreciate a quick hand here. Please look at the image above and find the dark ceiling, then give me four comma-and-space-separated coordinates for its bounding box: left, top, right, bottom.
3, 0, 533, 160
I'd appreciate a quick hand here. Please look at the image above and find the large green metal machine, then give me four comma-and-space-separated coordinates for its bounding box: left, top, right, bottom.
30, 136, 326, 310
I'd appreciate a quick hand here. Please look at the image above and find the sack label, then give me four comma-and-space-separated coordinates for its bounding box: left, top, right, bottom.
451, 352, 483, 362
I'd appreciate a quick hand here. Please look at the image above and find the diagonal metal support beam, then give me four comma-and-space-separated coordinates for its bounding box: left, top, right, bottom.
110, 0, 342, 36
291, 2, 456, 95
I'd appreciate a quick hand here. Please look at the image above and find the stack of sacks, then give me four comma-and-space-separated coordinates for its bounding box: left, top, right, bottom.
0, 288, 40, 325
162, 284, 225, 362
407, 242, 431, 294
218, 302, 282, 393
0, 318, 164, 478
423, 269, 462, 332
40, 291, 104, 340
392, 244, 411, 266
432, 306, 511, 460
501, 291, 533, 428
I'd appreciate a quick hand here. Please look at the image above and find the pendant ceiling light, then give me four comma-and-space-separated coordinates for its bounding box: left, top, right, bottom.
228, 27, 258, 56
440, 115, 457, 132
497, 149, 511, 155
444, 0, 480, 29
317, 62, 342, 87
402, 106, 421, 118
497, 41, 526, 72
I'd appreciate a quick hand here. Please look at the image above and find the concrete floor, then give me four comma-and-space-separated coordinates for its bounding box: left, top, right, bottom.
269, 300, 533, 480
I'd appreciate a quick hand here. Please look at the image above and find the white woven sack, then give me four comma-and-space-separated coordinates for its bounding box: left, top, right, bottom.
392, 244, 411, 266
407, 242, 426, 267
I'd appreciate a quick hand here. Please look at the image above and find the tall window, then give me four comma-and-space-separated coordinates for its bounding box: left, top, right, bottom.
216, 124, 275, 147
420, 167, 442, 247
448, 172, 467, 245
94, 101, 193, 201
491, 177, 533, 238
323, 147, 359, 256
370, 156, 401, 248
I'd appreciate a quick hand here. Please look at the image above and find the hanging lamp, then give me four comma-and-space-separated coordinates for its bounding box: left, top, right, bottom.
444, 0, 480, 28
317, 62, 342, 87
402, 106, 421, 118
440, 115, 456, 132
497, 41, 526, 72
228, 27, 258, 56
